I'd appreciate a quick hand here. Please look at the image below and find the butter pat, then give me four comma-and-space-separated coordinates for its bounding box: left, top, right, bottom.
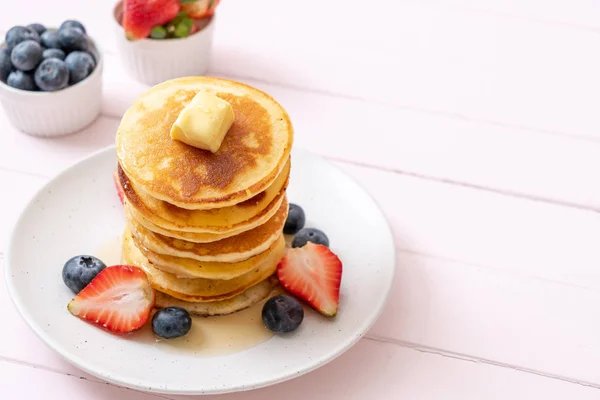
170, 91, 235, 153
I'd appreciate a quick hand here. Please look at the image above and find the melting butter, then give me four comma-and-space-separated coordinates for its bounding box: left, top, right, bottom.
170, 91, 235, 153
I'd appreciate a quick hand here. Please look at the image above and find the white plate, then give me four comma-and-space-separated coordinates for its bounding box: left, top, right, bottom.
5, 146, 395, 395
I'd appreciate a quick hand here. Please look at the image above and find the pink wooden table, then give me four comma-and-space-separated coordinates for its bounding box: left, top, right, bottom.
2, 1, 600, 398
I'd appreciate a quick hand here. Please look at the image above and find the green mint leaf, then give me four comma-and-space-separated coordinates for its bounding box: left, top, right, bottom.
171, 11, 188, 26
174, 20, 191, 38
150, 26, 167, 39
180, 0, 198, 3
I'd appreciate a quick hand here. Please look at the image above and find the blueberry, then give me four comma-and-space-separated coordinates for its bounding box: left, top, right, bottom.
0, 49, 12, 82
60, 20, 86, 34
62, 255, 106, 294
262, 295, 304, 333
152, 307, 192, 339
35, 58, 69, 91
58, 27, 88, 53
27, 23, 46, 35
64, 51, 95, 84
41, 31, 61, 49
5, 26, 40, 50
11, 40, 43, 72
292, 228, 329, 248
6, 70, 36, 91
284, 203, 306, 235
42, 48, 66, 61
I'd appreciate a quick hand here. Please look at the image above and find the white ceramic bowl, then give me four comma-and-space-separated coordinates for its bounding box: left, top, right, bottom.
113, 2, 215, 86
0, 33, 103, 138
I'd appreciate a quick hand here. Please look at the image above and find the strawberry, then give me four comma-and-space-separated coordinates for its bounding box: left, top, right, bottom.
123, 0, 181, 40
181, 0, 220, 19
113, 169, 125, 205
277, 243, 342, 317
67, 265, 155, 333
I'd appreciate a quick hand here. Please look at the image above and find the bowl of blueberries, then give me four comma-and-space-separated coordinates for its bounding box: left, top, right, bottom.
0, 20, 102, 137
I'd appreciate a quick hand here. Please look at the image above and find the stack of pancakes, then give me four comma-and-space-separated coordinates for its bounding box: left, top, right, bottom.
115, 77, 293, 316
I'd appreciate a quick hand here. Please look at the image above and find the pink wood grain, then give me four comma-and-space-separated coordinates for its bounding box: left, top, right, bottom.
3, 340, 600, 400
337, 163, 600, 288
0, 362, 165, 400
417, 0, 600, 29
0, 114, 119, 178
208, 1, 600, 140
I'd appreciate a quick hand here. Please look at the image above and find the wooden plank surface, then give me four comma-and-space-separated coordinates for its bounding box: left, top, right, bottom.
3, 340, 600, 400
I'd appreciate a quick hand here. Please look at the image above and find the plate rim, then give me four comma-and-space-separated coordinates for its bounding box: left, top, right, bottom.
4, 144, 397, 395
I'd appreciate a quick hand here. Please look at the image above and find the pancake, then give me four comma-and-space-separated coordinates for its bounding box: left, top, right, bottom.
127, 196, 288, 263
124, 189, 287, 244
122, 229, 285, 302
119, 159, 290, 234
116, 76, 294, 210
154, 276, 280, 316
126, 202, 256, 243
134, 233, 282, 280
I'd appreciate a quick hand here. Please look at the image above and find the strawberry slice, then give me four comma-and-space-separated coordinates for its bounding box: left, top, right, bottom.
277, 243, 342, 317
123, 0, 181, 40
113, 169, 125, 205
181, 0, 220, 19
67, 265, 155, 333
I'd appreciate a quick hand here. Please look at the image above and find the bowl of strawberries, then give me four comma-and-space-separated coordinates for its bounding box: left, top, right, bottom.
113, 0, 219, 86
